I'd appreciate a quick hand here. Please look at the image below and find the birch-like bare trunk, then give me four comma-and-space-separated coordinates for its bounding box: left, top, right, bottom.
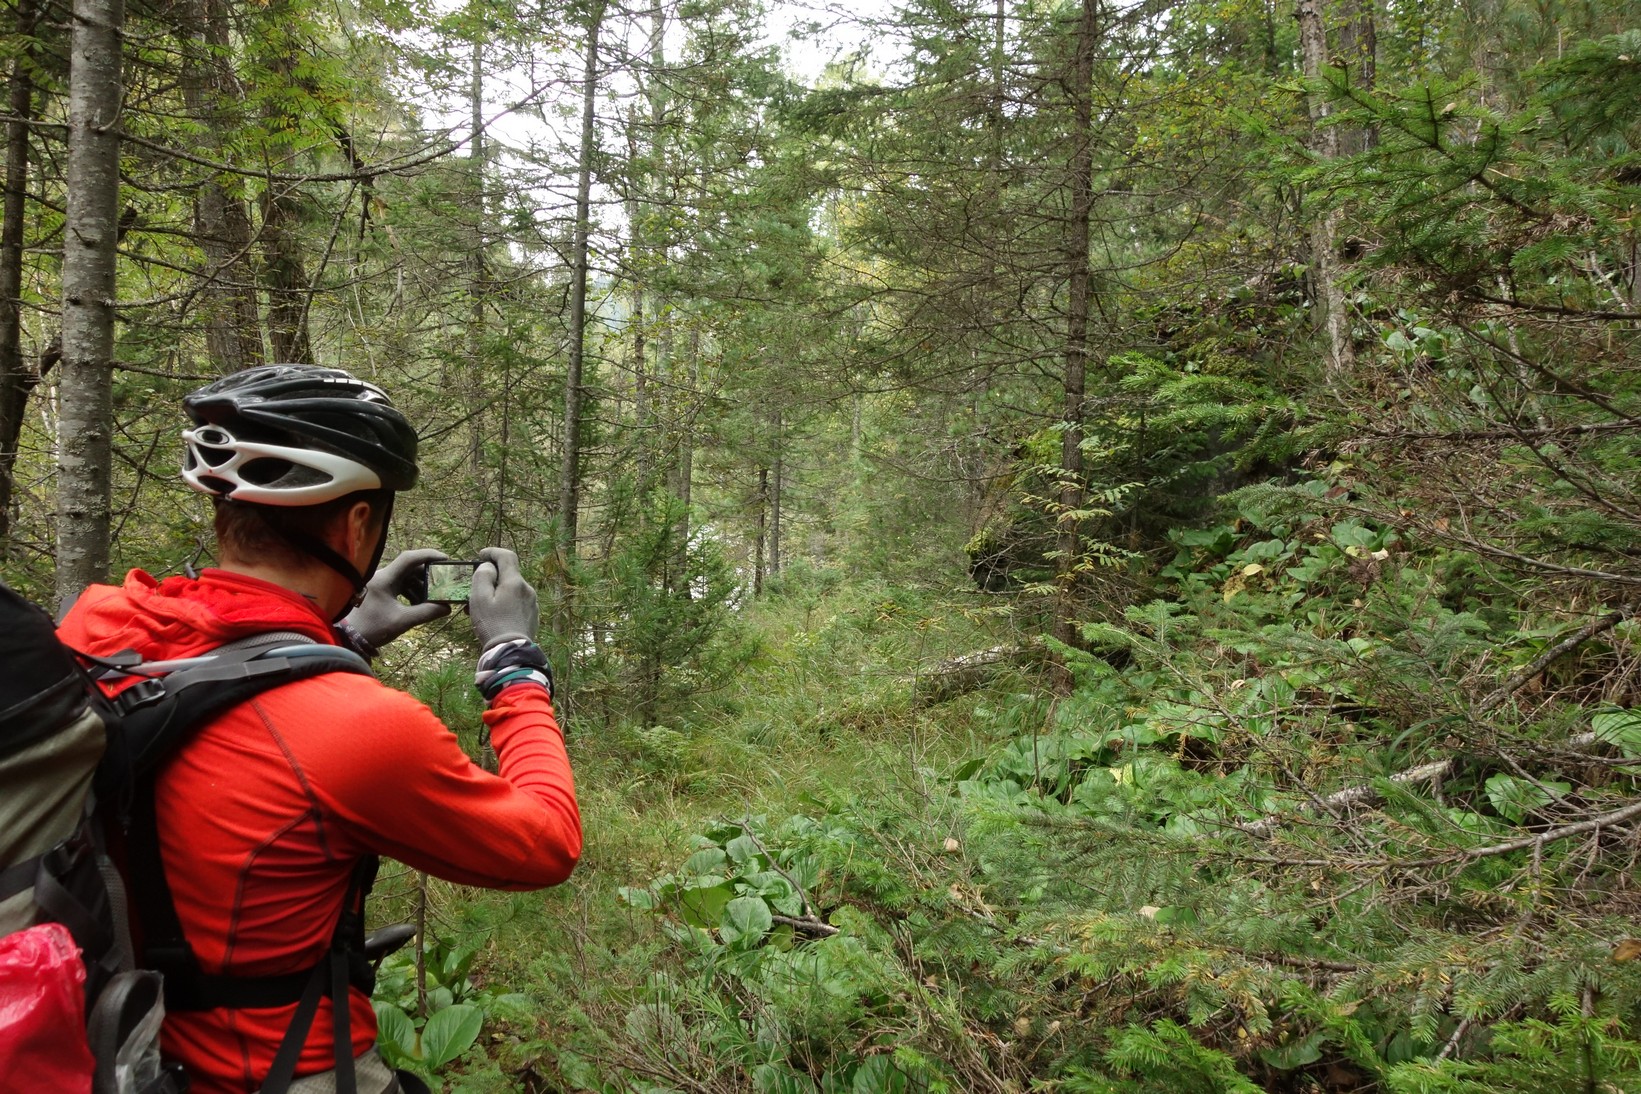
1298, 0, 1355, 378
557, 0, 604, 642
56, 0, 125, 606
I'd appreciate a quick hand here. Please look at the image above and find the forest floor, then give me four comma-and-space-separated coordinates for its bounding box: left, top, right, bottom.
383, 568, 1014, 1092
372, 519, 1641, 1093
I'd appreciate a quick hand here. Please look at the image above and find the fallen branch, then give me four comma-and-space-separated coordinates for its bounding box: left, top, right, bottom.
914, 641, 1047, 705
772, 913, 840, 938
738, 817, 821, 920
1236, 761, 1454, 838
1479, 605, 1633, 708
1236, 791, 1641, 869
1235, 604, 1634, 838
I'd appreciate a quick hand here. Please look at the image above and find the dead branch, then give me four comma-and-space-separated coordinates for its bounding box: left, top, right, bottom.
1236, 760, 1454, 838
737, 816, 820, 920
1479, 606, 1633, 708
771, 913, 840, 938
914, 641, 1047, 705
1235, 791, 1641, 869
1235, 604, 1635, 838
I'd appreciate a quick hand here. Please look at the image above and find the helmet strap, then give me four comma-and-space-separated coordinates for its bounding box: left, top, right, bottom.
280, 528, 369, 621
363, 495, 395, 586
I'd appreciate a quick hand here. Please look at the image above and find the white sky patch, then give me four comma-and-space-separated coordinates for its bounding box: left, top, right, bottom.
379, 0, 899, 272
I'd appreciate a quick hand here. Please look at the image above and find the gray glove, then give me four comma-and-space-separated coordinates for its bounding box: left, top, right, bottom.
338, 548, 453, 656
469, 546, 538, 653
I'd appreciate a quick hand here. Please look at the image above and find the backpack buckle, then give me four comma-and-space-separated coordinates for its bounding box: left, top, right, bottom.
115, 678, 167, 714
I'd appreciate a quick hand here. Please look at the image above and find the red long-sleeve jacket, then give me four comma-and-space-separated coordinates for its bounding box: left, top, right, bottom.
57, 568, 581, 1092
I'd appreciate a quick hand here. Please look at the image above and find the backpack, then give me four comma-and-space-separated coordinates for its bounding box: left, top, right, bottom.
0, 576, 388, 1094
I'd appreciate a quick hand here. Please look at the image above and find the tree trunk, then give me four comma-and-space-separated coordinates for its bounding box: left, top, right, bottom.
1297, 0, 1354, 377
1337, 0, 1378, 152
56, 0, 125, 607
179, 0, 262, 374
770, 409, 782, 576
668, 325, 696, 598
467, 32, 485, 477
557, 0, 603, 640
261, 179, 311, 364
0, 0, 42, 547
754, 464, 767, 596
1051, 0, 1099, 686
259, 27, 311, 366
632, 2, 664, 496
625, 121, 650, 490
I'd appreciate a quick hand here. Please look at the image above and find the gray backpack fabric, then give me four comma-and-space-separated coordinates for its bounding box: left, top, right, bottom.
0, 579, 126, 987
0, 701, 107, 934
0, 577, 377, 1094
0, 578, 164, 1092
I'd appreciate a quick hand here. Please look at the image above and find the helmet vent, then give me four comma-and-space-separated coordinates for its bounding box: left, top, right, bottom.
238, 457, 297, 486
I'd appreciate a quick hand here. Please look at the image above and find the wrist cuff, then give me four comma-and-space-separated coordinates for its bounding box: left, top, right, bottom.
475, 639, 554, 700
333, 620, 379, 662
483, 667, 551, 700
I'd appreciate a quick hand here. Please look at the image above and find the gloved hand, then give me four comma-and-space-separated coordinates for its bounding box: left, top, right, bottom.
468, 546, 538, 654
337, 548, 452, 658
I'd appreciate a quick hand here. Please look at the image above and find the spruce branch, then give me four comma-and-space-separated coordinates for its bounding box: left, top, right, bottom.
1233, 603, 1635, 838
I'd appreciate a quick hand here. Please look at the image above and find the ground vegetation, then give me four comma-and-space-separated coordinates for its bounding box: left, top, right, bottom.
6, 0, 1641, 1088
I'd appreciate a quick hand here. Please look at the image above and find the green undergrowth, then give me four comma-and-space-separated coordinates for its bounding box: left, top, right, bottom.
370, 569, 1021, 1091
376, 486, 1641, 1092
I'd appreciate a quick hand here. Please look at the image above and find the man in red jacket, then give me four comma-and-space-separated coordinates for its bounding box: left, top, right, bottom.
57, 365, 580, 1094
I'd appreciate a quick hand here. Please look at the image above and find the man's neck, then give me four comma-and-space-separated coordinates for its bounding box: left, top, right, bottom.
216, 557, 344, 619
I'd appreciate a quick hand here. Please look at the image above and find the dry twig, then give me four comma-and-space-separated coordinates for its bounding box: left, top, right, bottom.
1234, 604, 1634, 838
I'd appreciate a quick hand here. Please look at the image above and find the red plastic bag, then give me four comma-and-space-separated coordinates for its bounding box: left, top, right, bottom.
0, 922, 95, 1094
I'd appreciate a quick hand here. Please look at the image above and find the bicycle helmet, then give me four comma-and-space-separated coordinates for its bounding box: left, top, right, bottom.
182, 364, 418, 504
182, 365, 419, 607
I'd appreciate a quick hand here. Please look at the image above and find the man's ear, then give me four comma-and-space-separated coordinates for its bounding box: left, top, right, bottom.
344, 500, 377, 556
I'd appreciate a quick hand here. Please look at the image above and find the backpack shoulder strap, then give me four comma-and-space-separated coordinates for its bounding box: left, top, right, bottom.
110, 635, 375, 1017
97, 635, 372, 801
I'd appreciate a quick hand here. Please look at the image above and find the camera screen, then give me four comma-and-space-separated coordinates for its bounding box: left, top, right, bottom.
425, 562, 476, 603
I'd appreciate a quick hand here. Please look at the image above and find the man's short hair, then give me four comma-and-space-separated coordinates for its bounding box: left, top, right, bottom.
213, 489, 392, 568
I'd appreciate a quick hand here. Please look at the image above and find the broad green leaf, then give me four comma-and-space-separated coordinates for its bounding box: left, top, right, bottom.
421, 1003, 483, 1068
374, 1002, 421, 1063
1164, 813, 1201, 837
625, 1002, 687, 1050
438, 944, 478, 990
741, 871, 800, 916
1592, 708, 1641, 758
1151, 905, 1199, 926
726, 833, 764, 865
1330, 521, 1378, 549
781, 854, 821, 890
754, 1063, 820, 1094
1259, 1030, 1325, 1069
678, 880, 733, 927
851, 1056, 911, 1094
683, 848, 729, 875
618, 885, 659, 910
1485, 773, 1571, 823
720, 895, 774, 947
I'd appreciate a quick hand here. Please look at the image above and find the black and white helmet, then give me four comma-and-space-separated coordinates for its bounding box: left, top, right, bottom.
181, 365, 419, 505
